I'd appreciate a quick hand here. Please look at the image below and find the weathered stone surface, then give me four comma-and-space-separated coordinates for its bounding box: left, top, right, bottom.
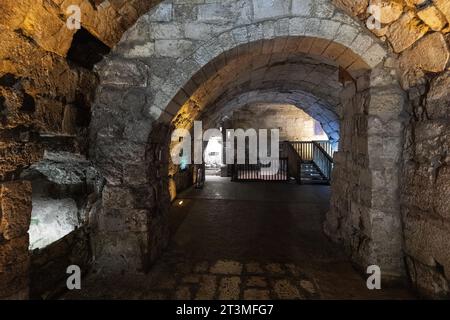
387, 11, 429, 53
434, 0, 450, 24
218, 276, 241, 300
0, 181, 32, 240
253, 0, 290, 20
246, 276, 267, 288
0, 234, 29, 266
210, 260, 243, 275
99, 59, 149, 87
174, 286, 192, 300
0, 259, 29, 298
371, 0, 404, 24
332, 0, 369, 17
195, 275, 217, 300
400, 32, 449, 77
404, 213, 450, 280
1, 0, 446, 300
273, 280, 303, 299
426, 71, 450, 119
417, 5, 448, 31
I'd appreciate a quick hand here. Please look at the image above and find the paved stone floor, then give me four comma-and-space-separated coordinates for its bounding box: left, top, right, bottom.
63, 177, 414, 300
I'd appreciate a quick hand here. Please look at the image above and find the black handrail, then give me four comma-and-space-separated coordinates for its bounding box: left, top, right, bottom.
286, 141, 334, 184
312, 141, 333, 181
284, 141, 303, 183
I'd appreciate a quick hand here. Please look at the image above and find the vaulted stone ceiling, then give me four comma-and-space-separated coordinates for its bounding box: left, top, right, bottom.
1, 0, 450, 300
169, 41, 345, 136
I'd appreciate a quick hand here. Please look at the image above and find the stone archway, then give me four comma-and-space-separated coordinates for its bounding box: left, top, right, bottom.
90, 0, 406, 281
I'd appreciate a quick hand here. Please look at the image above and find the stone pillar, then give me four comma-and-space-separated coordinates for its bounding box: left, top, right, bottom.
325, 64, 406, 282
0, 181, 32, 299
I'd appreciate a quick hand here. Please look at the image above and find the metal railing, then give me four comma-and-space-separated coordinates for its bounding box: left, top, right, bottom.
285, 141, 334, 183
232, 158, 288, 182
312, 141, 333, 181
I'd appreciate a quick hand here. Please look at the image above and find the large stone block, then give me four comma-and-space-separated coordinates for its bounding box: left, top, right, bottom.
91, 231, 150, 273
99, 59, 149, 87
0, 181, 32, 240
96, 208, 149, 233
0, 234, 29, 266
387, 11, 429, 53
291, 0, 313, 16
148, 3, 173, 22
403, 212, 450, 280
331, 0, 368, 16
426, 71, 450, 119
368, 87, 405, 120
252, 0, 290, 20
434, 0, 450, 24
0, 260, 29, 299
417, 4, 447, 31
155, 39, 193, 58
399, 32, 449, 75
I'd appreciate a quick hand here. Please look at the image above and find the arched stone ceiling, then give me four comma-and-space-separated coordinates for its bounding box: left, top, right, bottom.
91, 0, 388, 183
199, 89, 340, 144
168, 42, 346, 133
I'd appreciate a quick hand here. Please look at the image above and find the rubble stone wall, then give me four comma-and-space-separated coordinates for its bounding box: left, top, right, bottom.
333, 0, 450, 298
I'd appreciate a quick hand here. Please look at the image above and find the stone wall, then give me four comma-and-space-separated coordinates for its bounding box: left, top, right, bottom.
91, 0, 409, 283
332, 0, 450, 298
0, 0, 163, 299
1, 0, 449, 299
230, 103, 329, 142
30, 226, 91, 299
325, 64, 406, 281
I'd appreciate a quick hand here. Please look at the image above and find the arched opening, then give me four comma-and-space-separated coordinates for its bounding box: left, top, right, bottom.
2, 0, 449, 302
79, 0, 408, 296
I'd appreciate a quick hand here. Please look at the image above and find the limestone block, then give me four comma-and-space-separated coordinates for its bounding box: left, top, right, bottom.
19, 2, 75, 56
434, 166, 450, 219
291, 0, 313, 16
252, 0, 290, 20
123, 42, 155, 59
417, 5, 447, 31
0, 142, 44, 180
155, 39, 193, 58
0, 259, 29, 298
198, 2, 235, 23
433, 0, 450, 24
0, 234, 29, 266
387, 11, 429, 53
91, 231, 150, 273
426, 71, 450, 119
148, 3, 173, 22
96, 208, 149, 233
332, 0, 369, 17
0, 181, 32, 240
403, 0, 427, 7
414, 120, 449, 160
0, 0, 32, 29
368, 87, 405, 120
150, 23, 184, 40
28, 197, 79, 250
370, 0, 404, 24
406, 256, 449, 298
404, 213, 450, 279
99, 59, 149, 87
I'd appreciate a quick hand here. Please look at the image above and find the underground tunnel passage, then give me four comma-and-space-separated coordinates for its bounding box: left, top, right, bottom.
1, 0, 450, 302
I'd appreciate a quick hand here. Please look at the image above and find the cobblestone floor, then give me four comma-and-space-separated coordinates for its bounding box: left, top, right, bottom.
63, 177, 414, 300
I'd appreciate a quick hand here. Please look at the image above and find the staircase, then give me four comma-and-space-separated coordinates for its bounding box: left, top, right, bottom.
285, 141, 334, 185
300, 161, 329, 184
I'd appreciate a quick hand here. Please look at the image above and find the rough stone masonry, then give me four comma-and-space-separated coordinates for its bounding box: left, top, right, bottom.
0, 0, 449, 299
